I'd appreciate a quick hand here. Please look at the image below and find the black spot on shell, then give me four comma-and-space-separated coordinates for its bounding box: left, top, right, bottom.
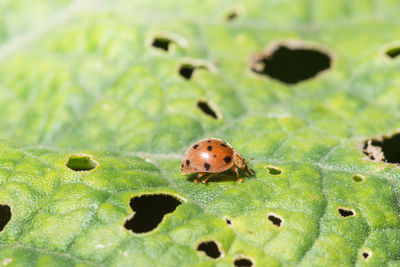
221, 143, 227, 147
207, 140, 211, 143
224, 156, 231, 163
181, 164, 184, 168
214, 155, 217, 158
186, 160, 190, 167
207, 146, 212, 151
204, 163, 210, 171
193, 144, 199, 149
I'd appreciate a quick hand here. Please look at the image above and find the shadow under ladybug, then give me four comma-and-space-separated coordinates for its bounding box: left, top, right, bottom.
186, 167, 255, 184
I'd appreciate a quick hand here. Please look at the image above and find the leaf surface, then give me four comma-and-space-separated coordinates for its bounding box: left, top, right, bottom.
1, 1, 400, 266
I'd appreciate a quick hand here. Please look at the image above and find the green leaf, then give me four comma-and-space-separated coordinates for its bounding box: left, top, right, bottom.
1, 0, 400, 266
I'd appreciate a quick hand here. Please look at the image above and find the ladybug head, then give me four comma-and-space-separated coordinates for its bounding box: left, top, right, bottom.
233, 151, 247, 169
233, 151, 254, 176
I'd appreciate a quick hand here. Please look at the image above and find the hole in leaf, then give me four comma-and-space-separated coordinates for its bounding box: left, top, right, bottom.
151, 37, 172, 51
226, 11, 239, 22
362, 251, 372, 260
197, 240, 222, 259
363, 134, 400, 164
224, 217, 232, 225
224, 6, 243, 22
266, 166, 282, 175
362, 140, 384, 162
234, 257, 253, 267
124, 194, 182, 234
251, 43, 332, 84
178, 60, 214, 80
386, 47, 400, 59
0, 204, 11, 232
197, 100, 219, 119
267, 213, 283, 227
352, 174, 365, 183
179, 64, 195, 80
338, 207, 355, 218
66, 154, 98, 171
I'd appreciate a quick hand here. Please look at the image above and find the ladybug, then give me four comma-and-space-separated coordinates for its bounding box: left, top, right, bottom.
180, 138, 253, 183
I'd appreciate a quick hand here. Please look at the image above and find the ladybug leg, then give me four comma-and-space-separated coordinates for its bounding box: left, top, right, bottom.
232, 166, 244, 183
244, 163, 254, 176
201, 173, 216, 184
194, 172, 207, 183
244, 167, 254, 176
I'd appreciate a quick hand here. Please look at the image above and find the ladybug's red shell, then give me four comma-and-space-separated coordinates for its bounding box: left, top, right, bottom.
180, 138, 235, 174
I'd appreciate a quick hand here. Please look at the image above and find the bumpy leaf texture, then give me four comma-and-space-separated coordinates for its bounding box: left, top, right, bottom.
1, 0, 400, 266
